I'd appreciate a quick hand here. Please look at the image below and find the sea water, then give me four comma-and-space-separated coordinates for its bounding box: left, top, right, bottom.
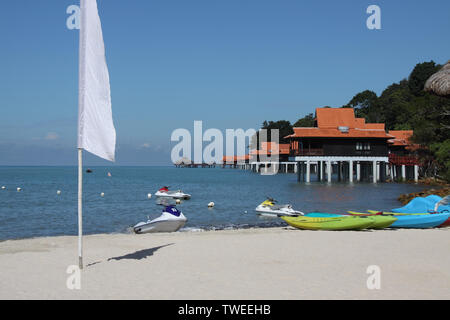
0, 166, 429, 240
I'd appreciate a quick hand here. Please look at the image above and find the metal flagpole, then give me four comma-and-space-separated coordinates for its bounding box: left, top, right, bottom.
78, 148, 83, 269
78, 0, 85, 270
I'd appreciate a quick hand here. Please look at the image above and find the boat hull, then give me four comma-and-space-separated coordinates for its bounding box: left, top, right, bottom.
133, 220, 186, 234
390, 213, 450, 228
155, 191, 191, 199
133, 210, 188, 234
255, 205, 302, 217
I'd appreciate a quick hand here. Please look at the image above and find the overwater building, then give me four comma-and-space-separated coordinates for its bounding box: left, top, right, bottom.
286, 108, 420, 182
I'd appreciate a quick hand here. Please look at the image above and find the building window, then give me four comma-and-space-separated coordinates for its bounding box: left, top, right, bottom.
356, 142, 362, 150
356, 142, 371, 150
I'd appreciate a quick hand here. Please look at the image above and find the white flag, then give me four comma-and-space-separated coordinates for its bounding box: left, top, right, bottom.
78, 0, 116, 161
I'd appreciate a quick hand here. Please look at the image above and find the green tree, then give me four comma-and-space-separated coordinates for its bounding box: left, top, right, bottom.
431, 140, 450, 181
408, 61, 440, 96
345, 90, 378, 121
293, 113, 315, 127
340, 61, 450, 181
261, 120, 294, 144
250, 120, 294, 149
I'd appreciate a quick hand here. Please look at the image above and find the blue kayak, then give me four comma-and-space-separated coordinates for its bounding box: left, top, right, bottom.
389, 212, 450, 228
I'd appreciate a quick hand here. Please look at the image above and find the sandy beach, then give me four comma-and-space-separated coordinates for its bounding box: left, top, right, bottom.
0, 227, 449, 300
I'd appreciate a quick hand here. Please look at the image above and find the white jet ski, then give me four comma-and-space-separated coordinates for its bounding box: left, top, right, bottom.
154, 186, 191, 200
255, 198, 304, 217
133, 206, 187, 234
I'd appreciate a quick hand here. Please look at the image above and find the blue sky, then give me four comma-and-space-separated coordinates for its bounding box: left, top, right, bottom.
0, 0, 449, 165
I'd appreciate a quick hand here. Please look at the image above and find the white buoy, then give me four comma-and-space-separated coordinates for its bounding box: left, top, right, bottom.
1, 186, 5, 190
17, 187, 22, 192
175, 199, 181, 204
147, 193, 152, 199
57, 190, 61, 195
208, 202, 215, 208
100, 192, 105, 197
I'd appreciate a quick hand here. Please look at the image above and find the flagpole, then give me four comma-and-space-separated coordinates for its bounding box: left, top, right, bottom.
78, 148, 83, 269
78, 0, 85, 270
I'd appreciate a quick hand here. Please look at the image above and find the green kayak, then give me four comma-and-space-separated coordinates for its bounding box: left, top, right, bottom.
359, 215, 397, 229
307, 212, 397, 229
282, 215, 375, 231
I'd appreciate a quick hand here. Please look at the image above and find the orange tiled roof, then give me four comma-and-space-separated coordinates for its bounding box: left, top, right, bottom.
316, 108, 358, 128
286, 127, 393, 139
355, 118, 366, 127
250, 142, 290, 155
286, 108, 392, 139
222, 155, 250, 162
222, 156, 235, 162
364, 123, 385, 130
388, 130, 415, 146
236, 154, 250, 161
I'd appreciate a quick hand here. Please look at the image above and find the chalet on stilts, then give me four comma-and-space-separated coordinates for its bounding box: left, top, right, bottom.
248, 142, 297, 173
286, 107, 403, 183
222, 155, 250, 169
387, 130, 420, 181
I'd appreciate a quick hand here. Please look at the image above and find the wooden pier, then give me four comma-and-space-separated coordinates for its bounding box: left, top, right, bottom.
173, 159, 216, 168
174, 163, 216, 168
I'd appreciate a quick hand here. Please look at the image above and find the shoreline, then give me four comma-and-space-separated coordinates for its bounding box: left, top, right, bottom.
0, 222, 289, 243
1, 227, 449, 299
398, 186, 450, 205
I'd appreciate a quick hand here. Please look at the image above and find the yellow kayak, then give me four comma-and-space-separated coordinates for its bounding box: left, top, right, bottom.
282, 215, 375, 231
364, 210, 430, 216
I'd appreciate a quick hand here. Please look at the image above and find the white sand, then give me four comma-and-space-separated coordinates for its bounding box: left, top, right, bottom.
0, 227, 449, 299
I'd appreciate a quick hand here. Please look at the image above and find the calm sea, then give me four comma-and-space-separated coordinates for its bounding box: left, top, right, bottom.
0, 166, 429, 240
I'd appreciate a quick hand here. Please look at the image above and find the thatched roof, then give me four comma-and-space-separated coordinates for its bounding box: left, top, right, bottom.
424, 60, 450, 96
